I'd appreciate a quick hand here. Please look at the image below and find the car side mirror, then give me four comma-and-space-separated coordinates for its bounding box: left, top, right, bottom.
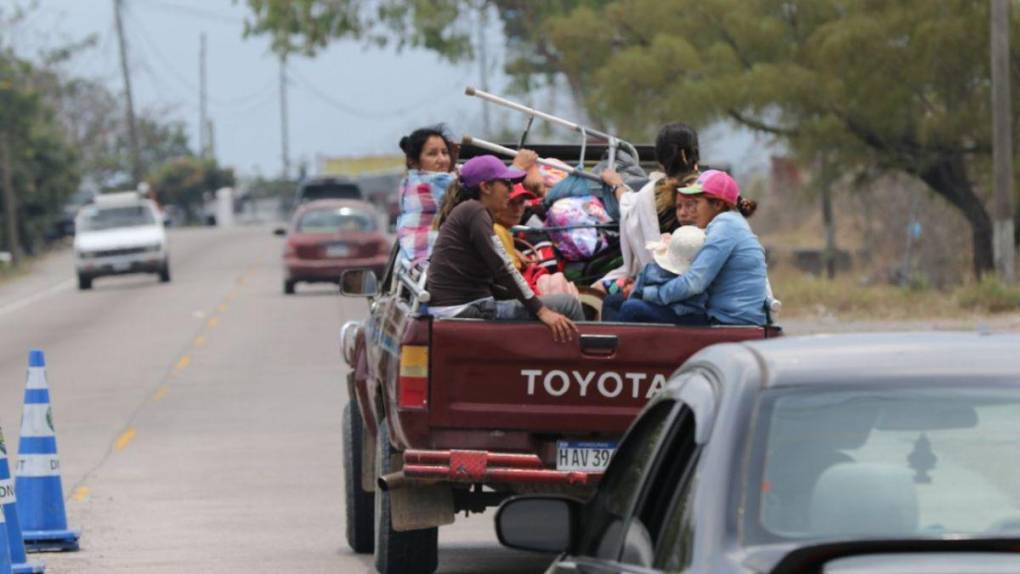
496, 496, 580, 554
340, 269, 379, 297
273, 227, 286, 236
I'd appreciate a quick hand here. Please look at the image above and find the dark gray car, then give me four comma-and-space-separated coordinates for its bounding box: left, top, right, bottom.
497, 332, 1020, 574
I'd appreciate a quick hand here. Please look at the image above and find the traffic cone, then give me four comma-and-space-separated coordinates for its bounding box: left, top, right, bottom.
0, 428, 43, 573
14, 351, 79, 552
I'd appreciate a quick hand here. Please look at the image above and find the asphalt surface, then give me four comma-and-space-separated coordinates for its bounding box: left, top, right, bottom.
0, 226, 551, 573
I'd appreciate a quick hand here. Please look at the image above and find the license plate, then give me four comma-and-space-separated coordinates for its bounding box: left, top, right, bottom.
556, 441, 616, 472
326, 244, 350, 257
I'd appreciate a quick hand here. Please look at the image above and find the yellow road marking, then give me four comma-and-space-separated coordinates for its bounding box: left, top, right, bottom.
207, 316, 221, 328
71, 486, 91, 502
153, 386, 170, 401
193, 335, 207, 347
175, 355, 191, 371
217, 303, 228, 313
114, 428, 137, 452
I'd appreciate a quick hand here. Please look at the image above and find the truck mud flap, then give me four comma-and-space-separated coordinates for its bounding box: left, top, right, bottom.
389, 483, 455, 532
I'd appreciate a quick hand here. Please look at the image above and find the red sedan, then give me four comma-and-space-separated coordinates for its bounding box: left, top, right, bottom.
280, 200, 391, 295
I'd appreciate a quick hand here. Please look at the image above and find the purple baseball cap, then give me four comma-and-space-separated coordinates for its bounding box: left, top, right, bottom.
459, 155, 527, 188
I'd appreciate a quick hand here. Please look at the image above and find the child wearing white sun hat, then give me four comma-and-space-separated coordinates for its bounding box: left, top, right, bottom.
616, 226, 710, 325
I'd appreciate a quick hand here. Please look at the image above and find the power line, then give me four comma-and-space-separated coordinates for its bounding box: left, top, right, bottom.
288, 67, 470, 119
133, 0, 243, 26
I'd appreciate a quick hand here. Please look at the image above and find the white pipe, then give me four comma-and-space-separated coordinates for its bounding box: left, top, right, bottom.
461, 136, 602, 183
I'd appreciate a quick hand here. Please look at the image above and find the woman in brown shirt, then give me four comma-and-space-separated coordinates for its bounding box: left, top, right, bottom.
427, 155, 582, 343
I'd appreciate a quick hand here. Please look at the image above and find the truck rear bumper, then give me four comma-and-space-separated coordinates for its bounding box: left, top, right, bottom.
385, 449, 601, 488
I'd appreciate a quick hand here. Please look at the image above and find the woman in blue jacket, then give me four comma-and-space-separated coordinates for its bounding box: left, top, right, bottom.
639, 170, 768, 325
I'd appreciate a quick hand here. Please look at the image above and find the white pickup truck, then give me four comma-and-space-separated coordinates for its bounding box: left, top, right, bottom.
73, 192, 170, 290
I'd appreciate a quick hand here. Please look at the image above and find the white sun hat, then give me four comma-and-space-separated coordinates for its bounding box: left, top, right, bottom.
646, 226, 706, 275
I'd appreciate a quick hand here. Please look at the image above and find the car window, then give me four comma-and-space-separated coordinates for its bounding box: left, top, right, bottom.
578, 400, 677, 560
746, 385, 1020, 543
297, 208, 376, 233
652, 410, 700, 571
77, 204, 156, 231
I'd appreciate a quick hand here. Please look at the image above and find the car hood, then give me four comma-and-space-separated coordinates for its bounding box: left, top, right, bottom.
75, 226, 165, 251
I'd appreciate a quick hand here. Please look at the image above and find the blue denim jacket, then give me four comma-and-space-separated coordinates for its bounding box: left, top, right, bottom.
633, 262, 707, 318
642, 212, 767, 325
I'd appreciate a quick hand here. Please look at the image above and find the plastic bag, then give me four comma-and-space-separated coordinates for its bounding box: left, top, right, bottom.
545, 195, 611, 261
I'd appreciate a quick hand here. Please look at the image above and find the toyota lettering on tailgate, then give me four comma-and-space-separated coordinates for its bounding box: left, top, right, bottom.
520, 369, 667, 399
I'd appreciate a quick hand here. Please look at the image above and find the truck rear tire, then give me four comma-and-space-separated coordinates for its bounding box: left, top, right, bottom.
343, 401, 375, 553
158, 263, 171, 283
374, 420, 438, 574
77, 274, 92, 290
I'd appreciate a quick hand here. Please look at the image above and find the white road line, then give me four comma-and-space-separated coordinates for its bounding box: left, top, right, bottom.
0, 279, 75, 318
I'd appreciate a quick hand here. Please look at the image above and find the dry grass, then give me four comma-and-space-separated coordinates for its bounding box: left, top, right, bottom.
773, 266, 1020, 321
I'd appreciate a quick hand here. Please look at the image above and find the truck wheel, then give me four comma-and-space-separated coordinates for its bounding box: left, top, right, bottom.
374, 420, 438, 574
158, 263, 171, 283
283, 279, 295, 295
77, 274, 92, 290
343, 401, 375, 553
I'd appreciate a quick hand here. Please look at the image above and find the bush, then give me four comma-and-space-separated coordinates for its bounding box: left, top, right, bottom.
955, 278, 1020, 313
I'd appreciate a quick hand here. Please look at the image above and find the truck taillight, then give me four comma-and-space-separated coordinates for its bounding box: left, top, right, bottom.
398, 345, 428, 409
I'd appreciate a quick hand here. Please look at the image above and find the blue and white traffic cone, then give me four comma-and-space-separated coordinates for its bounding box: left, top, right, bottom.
14, 351, 79, 553
0, 429, 43, 573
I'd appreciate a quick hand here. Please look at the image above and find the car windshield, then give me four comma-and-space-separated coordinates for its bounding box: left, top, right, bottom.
297, 208, 376, 233
77, 205, 156, 232
746, 385, 1020, 543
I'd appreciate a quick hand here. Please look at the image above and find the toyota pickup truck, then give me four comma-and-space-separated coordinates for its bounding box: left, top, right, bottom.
338, 252, 780, 574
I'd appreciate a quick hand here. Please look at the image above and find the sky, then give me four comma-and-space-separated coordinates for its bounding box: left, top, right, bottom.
7, 0, 773, 179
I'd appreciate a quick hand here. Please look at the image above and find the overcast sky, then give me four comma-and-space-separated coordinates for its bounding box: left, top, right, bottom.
8, 0, 771, 179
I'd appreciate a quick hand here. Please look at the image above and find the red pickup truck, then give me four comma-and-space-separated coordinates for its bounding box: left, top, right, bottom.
339, 255, 779, 574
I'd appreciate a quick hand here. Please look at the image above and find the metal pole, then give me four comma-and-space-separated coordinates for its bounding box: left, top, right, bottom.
461, 135, 602, 183
113, 0, 143, 185
279, 54, 290, 180
199, 32, 208, 157
991, 0, 1015, 283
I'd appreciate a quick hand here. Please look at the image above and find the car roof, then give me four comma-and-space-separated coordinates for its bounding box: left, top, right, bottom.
294, 199, 375, 213
731, 331, 1020, 389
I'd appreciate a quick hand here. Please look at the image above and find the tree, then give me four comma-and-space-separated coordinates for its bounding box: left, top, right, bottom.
537, 0, 1020, 278
0, 49, 80, 260
147, 156, 235, 222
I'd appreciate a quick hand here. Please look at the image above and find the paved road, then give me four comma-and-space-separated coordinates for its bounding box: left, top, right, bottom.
0, 227, 550, 573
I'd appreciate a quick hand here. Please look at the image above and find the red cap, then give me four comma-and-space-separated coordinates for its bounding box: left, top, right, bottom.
509, 183, 537, 202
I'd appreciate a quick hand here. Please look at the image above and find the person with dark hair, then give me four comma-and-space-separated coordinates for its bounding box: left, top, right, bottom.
594, 123, 700, 322
395, 125, 457, 263
638, 170, 769, 325
426, 155, 583, 343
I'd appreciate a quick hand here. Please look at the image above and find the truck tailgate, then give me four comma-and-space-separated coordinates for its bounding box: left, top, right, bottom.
429, 319, 769, 434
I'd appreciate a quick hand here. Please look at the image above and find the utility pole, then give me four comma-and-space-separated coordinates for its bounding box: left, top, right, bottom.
279, 54, 290, 180
991, 0, 1015, 283
476, 2, 491, 136
0, 133, 21, 265
199, 32, 208, 158
113, 0, 143, 186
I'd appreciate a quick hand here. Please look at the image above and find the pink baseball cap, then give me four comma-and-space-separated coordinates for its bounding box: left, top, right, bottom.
677, 169, 739, 206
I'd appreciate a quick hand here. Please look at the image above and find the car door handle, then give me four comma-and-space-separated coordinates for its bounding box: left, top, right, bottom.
580, 334, 618, 357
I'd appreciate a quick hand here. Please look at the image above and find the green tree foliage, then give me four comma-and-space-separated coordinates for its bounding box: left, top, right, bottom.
148, 157, 235, 222
538, 0, 1020, 277
0, 49, 80, 256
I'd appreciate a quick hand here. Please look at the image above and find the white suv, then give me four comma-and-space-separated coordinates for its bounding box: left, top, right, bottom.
73, 192, 170, 290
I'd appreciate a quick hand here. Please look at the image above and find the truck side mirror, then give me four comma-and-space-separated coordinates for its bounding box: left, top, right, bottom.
340, 269, 379, 297
496, 496, 580, 554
